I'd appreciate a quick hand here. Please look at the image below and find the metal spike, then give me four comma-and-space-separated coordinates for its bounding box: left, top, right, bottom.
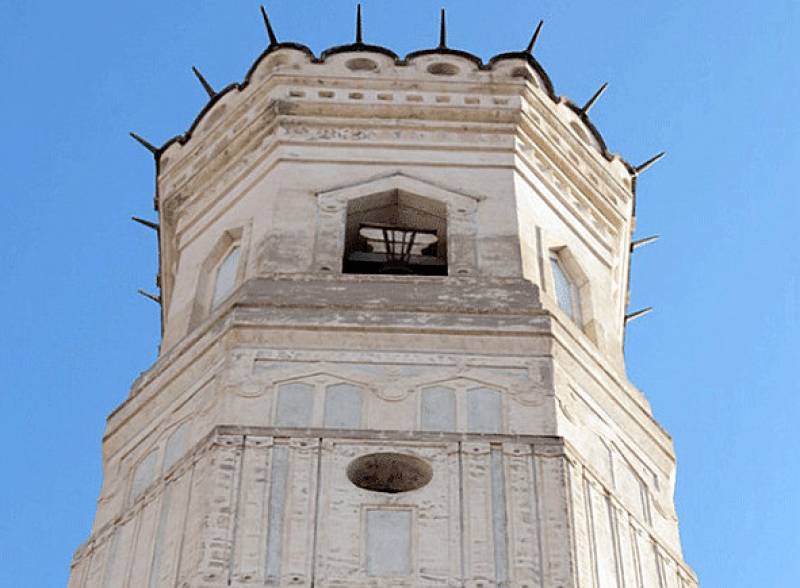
438, 8, 447, 48
192, 66, 216, 98
132, 216, 160, 231
138, 289, 162, 304
625, 307, 653, 324
526, 20, 544, 54
635, 151, 666, 175
580, 82, 608, 115
129, 132, 159, 155
631, 235, 660, 251
260, 5, 278, 47
356, 3, 363, 44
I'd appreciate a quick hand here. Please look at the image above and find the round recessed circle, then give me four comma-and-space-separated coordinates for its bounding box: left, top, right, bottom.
427, 62, 460, 76
346, 57, 379, 71
347, 452, 433, 493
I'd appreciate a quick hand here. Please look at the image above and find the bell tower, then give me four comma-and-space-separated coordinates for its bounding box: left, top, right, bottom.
69, 6, 698, 587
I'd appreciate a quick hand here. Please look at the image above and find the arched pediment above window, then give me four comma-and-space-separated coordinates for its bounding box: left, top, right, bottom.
316, 172, 485, 213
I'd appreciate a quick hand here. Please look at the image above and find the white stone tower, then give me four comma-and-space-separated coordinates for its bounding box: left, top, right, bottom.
69, 7, 698, 588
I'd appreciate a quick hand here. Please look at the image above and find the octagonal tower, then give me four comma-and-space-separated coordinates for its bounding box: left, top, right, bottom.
69, 8, 698, 588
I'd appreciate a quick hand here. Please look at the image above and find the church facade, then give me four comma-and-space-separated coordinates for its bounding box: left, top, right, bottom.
68, 8, 698, 588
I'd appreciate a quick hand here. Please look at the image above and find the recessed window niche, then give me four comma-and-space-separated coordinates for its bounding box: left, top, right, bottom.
211, 245, 241, 309
343, 190, 447, 276
550, 252, 582, 324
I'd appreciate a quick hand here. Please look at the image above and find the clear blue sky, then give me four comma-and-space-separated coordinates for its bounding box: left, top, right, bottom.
0, 1, 797, 586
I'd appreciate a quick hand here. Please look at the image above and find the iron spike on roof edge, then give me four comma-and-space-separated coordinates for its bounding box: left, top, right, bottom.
631, 235, 660, 251
580, 82, 609, 115
191, 66, 216, 98
526, 20, 544, 54
129, 132, 159, 155
625, 307, 653, 324
138, 289, 162, 304
132, 216, 160, 231
356, 3, 364, 44
260, 5, 278, 47
438, 8, 447, 48
635, 151, 666, 175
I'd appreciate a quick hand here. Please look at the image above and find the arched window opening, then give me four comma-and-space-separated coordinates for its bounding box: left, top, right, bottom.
550, 253, 582, 323
211, 245, 240, 309
343, 191, 447, 275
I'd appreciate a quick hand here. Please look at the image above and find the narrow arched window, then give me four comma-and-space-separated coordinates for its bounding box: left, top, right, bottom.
211, 246, 240, 309
550, 253, 581, 323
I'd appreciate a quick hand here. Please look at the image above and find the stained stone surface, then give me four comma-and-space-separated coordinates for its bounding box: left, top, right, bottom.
68, 35, 698, 588
346, 452, 433, 493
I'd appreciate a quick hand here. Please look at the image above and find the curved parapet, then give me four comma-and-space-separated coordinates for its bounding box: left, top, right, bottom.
145, 6, 636, 184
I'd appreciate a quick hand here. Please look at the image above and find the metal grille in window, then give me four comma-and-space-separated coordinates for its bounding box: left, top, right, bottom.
347, 223, 444, 275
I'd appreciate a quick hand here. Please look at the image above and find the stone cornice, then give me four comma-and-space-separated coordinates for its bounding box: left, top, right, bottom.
158, 83, 630, 235
108, 274, 550, 434
153, 45, 634, 176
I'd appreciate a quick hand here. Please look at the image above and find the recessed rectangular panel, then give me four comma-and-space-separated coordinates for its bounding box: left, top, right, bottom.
490, 447, 510, 586
275, 383, 315, 428
323, 384, 362, 428
366, 509, 412, 577
467, 387, 502, 433
265, 446, 289, 581
162, 422, 190, 473
131, 450, 159, 500
421, 386, 456, 431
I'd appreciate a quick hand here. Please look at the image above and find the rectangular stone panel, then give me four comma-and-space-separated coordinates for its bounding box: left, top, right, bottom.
265, 445, 289, 581
324, 384, 362, 429
129, 497, 159, 585
276, 383, 315, 427
504, 443, 543, 586
232, 436, 273, 584
467, 387, 502, 433
587, 479, 619, 588
420, 386, 456, 431
366, 509, 413, 577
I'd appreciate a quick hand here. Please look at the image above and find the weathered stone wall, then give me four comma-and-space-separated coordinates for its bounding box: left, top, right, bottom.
154, 47, 634, 361
70, 428, 696, 588
71, 264, 695, 585
70, 38, 698, 588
